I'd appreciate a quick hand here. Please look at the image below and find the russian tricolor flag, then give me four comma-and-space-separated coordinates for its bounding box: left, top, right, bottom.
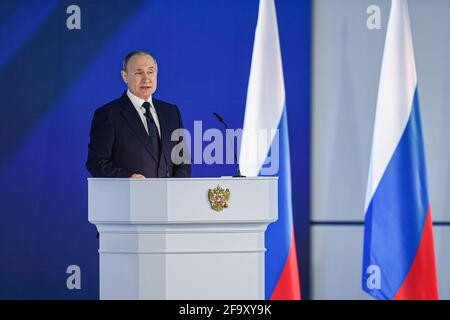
239, 0, 301, 300
362, 0, 439, 300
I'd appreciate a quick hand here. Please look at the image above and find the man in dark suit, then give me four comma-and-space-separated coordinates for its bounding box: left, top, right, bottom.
86, 51, 191, 178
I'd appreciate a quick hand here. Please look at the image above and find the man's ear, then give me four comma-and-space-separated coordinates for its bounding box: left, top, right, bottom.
121, 70, 128, 84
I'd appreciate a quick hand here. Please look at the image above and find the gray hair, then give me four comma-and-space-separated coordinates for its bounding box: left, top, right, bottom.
122, 50, 158, 72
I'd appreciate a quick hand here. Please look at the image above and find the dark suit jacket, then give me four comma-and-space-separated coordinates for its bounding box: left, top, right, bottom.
86, 92, 191, 178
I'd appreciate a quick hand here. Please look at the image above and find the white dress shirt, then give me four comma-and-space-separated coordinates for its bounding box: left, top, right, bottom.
126, 90, 161, 137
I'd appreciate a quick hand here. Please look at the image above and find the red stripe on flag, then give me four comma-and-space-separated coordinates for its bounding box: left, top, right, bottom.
394, 207, 439, 300
270, 231, 301, 300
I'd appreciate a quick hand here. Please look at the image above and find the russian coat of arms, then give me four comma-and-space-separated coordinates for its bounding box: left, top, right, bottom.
208, 185, 230, 212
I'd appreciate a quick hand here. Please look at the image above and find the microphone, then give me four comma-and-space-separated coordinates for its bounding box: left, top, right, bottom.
212, 112, 245, 178
160, 143, 170, 177
156, 124, 169, 178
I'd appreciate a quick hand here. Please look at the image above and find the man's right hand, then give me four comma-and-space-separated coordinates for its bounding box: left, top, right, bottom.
130, 173, 146, 178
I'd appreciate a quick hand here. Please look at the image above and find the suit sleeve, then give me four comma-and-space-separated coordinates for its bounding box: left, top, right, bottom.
172, 106, 192, 178
86, 108, 132, 178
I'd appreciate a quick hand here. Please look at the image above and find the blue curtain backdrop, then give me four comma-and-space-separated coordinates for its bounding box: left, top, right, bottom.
0, 0, 310, 299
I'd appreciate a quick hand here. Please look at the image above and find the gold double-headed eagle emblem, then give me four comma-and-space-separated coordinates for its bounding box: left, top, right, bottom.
208, 185, 230, 212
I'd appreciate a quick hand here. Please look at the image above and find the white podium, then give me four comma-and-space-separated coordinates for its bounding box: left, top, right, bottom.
88, 177, 278, 300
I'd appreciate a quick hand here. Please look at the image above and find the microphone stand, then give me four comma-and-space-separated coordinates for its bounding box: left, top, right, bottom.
213, 112, 245, 178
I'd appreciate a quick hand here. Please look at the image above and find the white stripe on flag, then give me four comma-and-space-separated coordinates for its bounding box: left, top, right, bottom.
365, 0, 418, 211
239, 0, 285, 177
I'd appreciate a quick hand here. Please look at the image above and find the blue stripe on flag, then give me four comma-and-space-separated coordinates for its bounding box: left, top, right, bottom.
363, 88, 429, 299
264, 106, 293, 299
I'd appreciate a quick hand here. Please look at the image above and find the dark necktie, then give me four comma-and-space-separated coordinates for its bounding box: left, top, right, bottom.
142, 101, 161, 158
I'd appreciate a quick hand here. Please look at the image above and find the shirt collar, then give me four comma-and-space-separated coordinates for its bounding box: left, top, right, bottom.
126, 89, 153, 110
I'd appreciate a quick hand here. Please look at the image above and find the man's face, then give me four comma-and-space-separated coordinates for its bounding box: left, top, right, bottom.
121, 54, 158, 100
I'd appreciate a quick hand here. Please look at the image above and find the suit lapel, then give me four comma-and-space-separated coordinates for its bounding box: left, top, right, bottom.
120, 93, 158, 162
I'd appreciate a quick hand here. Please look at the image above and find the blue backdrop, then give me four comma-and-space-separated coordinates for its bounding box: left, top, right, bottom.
0, 0, 310, 299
